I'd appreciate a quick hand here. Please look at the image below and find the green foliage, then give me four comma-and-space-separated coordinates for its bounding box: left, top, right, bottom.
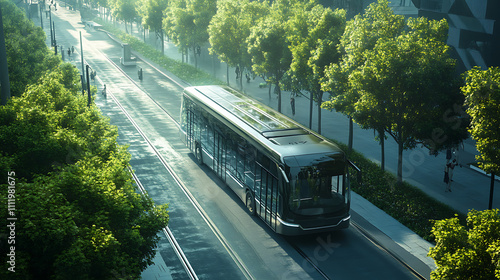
109, 0, 137, 25
336, 140, 462, 242
208, 0, 268, 71
1, 0, 60, 97
428, 210, 500, 280
0, 67, 169, 279
247, 0, 303, 111
136, 0, 167, 32
164, 0, 217, 53
462, 66, 500, 174
322, 0, 468, 182
0, 4, 169, 276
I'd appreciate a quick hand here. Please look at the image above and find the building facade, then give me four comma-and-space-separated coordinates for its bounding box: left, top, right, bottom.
413, 0, 500, 73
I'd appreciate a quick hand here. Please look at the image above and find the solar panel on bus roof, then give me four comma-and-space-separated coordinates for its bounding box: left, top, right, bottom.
202, 86, 299, 135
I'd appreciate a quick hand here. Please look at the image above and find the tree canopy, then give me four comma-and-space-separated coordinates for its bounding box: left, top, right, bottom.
322, 0, 468, 182
0, 3, 169, 278
462, 66, 500, 175
164, 0, 217, 67
0, 66, 169, 279
208, 0, 268, 87
285, 3, 345, 133
1, 0, 59, 97
428, 209, 500, 280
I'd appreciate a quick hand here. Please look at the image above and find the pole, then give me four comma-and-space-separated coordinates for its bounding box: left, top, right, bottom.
49, 8, 53, 46
39, 2, 43, 29
0, 5, 11, 105
80, 31, 85, 87
52, 21, 56, 46
489, 172, 495, 210
80, 74, 84, 96
86, 65, 91, 107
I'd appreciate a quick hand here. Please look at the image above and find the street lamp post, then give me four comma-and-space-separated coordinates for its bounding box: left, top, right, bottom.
86, 65, 91, 107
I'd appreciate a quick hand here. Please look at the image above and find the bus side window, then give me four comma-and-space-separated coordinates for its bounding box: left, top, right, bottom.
199, 110, 208, 149
193, 106, 200, 142
227, 138, 237, 176
236, 138, 246, 181
206, 116, 214, 155
244, 146, 256, 189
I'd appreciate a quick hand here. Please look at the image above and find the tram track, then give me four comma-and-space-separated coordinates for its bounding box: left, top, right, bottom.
93, 65, 254, 279
130, 168, 198, 280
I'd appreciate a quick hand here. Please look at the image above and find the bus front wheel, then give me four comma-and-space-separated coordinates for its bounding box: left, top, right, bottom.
246, 191, 256, 216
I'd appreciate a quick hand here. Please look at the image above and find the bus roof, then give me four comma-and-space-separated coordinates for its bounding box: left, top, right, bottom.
184, 86, 344, 162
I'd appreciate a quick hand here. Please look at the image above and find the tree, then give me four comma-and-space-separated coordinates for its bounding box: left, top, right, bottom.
322, 0, 406, 161
247, 0, 301, 113
1, 0, 59, 98
164, 0, 217, 68
462, 66, 500, 175
109, 0, 137, 33
351, 16, 467, 183
462, 66, 500, 209
208, 0, 268, 88
0, 3, 169, 277
137, 0, 168, 54
428, 209, 500, 280
322, 0, 468, 181
0, 67, 169, 279
285, 4, 346, 133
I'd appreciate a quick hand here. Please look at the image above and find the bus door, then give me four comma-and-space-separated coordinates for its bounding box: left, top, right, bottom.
213, 128, 226, 181
255, 163, 279, 232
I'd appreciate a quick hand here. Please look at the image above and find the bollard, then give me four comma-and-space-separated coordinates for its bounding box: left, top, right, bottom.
138, 68, 143, 81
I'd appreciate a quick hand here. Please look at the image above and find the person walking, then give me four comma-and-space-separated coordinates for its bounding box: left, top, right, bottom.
445, 159, 457, 192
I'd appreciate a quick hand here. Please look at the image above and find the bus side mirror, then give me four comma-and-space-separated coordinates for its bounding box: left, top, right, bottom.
348, 160, 362, 185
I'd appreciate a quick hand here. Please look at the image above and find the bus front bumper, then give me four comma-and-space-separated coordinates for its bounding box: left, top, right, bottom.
276, 214, 350, 236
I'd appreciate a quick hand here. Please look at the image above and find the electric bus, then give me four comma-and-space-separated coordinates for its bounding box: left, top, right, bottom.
180, 85, 358, 235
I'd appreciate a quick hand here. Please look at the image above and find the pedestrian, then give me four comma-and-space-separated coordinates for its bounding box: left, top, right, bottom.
445, 159, 457, 192
446, 148, 452, 164
235, 66, 240, 80
102, 84, 107, 98
67, 48, 71, 57
290, 96, 295, 116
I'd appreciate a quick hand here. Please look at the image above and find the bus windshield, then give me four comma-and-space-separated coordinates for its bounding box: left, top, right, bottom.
285, 154, 349, 216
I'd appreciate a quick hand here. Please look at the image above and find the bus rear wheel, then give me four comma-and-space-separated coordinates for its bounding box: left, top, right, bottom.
246, 191, 256, 216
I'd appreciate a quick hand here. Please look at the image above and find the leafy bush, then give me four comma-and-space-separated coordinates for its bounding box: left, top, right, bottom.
428, 209, 500, 279
0, 68, 169, 280
336, 141, 464, 242
0, 3, 169, 278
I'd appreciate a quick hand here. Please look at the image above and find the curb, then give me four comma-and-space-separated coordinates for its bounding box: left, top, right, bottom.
350, 210, 431, 280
